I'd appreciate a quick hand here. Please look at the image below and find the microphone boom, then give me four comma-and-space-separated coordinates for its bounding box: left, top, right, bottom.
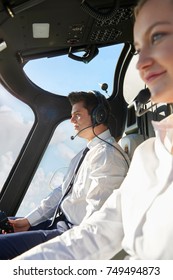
136, 103, 156, 117
135, 88, 156, 117
71, 125, 92, 140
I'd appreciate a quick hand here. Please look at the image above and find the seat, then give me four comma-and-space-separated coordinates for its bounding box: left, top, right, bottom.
119, 133, 144, 160
118, 102, 145, 160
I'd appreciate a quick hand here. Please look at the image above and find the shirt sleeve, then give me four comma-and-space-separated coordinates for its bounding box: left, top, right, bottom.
26, 186, 62, 226
14, 189, 124, 260
134, 186, 173, 259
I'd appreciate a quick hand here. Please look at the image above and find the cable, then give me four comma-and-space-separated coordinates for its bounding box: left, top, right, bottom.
92, 127, 130, 168
81, 0, 120, 22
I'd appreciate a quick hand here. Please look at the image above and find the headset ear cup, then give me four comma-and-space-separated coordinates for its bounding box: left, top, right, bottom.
92, 105, 108, 126
90, 90, 109, 126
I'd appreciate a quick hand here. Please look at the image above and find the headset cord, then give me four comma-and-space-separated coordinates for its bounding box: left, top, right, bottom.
92, 127, 130, 168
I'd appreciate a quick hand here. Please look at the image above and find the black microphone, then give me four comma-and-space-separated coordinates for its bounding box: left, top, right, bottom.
136, 88, 156, 117
71, 125, 93, 140
137, 88, 151, 104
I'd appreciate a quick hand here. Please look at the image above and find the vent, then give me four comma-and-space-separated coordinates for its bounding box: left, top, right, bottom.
95, 8, 134, 27
90, 29, 122, 43
89, 7, 133, 43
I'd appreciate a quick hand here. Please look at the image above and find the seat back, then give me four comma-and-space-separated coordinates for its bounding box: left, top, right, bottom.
119, 133, 144, 160
119, 102, 173, 160
118, 102, 145, 159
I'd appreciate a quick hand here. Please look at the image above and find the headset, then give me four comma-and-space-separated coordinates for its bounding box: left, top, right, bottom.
89, 90, 110, 126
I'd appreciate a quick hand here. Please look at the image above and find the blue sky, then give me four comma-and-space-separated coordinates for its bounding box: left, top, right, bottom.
24, 44, 123, 96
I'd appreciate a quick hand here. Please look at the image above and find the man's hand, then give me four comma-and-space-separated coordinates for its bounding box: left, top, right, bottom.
8, 218, 31, 232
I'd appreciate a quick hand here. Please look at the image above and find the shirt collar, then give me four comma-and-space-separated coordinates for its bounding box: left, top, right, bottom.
152, 114, 173, 154
87, 129, 112, 149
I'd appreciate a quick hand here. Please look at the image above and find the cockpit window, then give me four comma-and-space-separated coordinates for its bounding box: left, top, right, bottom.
123, 55, 145, 104
24, 44, 123, 97
0, 86, 34, 189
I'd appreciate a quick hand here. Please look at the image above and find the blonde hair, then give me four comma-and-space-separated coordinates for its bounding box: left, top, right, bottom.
134, 0, 148, 18
134, 0, 173, 18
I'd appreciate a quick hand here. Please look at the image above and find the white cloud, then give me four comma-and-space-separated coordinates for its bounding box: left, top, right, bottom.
0, 151, 14, 188
57, 142, 76, 159
17, 167, 52, 216
0, 105, 32, 157
17, 166, 68, 216
0, 105, 33, 188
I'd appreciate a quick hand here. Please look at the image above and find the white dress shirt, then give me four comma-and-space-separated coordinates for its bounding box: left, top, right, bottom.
16, 115, 173, 260
26, 129, 129, 227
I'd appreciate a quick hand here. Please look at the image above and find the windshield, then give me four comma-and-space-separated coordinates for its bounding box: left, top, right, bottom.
24, 45, 123, 97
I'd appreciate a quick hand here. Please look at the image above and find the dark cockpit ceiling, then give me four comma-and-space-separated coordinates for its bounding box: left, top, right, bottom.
0, 0, 137, 63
